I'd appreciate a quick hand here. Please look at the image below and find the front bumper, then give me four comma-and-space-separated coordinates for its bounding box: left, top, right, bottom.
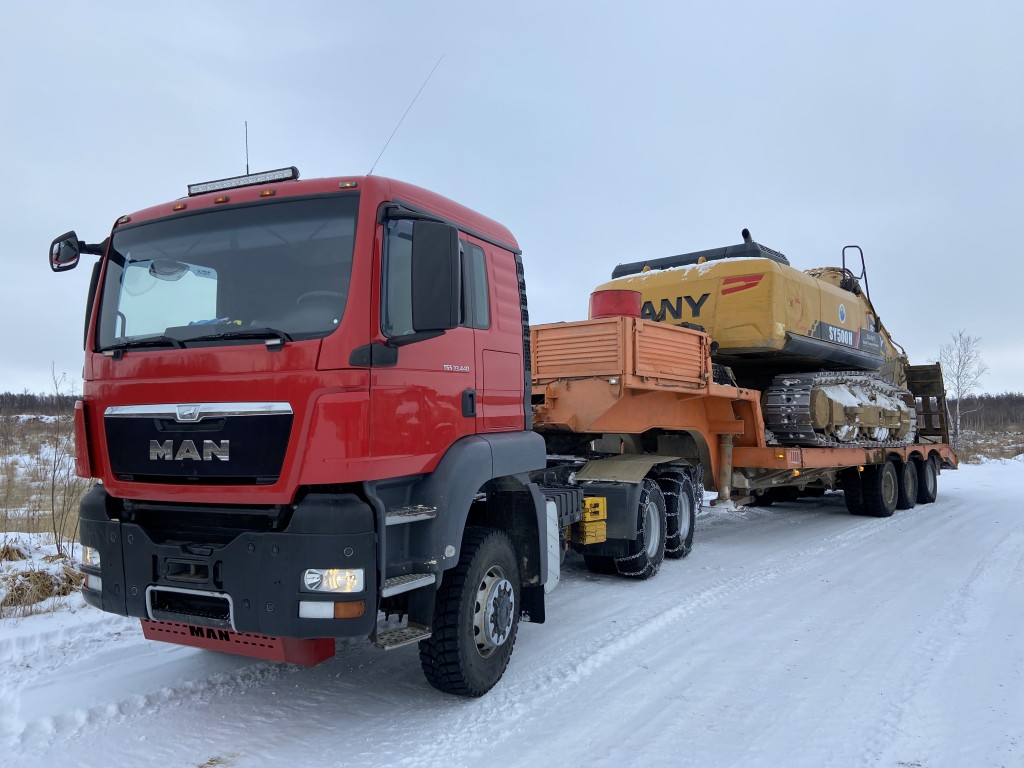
78, 485, 378, 639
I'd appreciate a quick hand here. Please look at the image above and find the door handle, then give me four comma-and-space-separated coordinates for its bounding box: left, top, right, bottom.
462, 389, 477, 418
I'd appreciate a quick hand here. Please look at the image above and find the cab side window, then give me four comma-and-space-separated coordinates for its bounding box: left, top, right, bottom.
460, 241, 489, 330
382, 221, 488, 336
382, 219, 414, 337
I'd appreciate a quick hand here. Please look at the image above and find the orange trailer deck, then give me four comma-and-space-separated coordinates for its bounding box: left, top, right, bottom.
531, 316, 956, 503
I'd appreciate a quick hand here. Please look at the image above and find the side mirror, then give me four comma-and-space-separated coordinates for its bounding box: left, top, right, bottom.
411, 220, 460, 332
50, 231, 81, 272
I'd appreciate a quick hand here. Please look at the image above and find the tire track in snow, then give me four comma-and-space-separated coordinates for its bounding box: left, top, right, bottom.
843, 524, 1024, 768
2, 648, 291, 756
0, 607, 292, 756
387, 501, 950, 768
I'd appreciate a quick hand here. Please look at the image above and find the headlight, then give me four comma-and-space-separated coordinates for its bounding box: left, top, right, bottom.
302, 568, 364, 593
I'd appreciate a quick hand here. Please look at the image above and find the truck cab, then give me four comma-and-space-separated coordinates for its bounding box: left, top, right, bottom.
55, 169, 549, 696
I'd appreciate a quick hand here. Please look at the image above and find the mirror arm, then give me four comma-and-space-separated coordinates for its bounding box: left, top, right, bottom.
80, 238, 108, 256
386, 330, 445, 348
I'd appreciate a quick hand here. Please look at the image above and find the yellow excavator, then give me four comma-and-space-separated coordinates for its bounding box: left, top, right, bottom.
595, 230, 919, 447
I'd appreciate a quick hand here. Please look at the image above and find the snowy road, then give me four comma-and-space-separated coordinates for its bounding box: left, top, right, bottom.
3, 461, 1022, 768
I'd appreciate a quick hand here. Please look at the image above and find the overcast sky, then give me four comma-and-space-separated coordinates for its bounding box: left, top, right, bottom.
2, 1, 1021, 395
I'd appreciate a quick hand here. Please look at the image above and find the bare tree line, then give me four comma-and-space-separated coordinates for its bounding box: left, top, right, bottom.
0, 392, 78, 416
947, 393, 1024, 431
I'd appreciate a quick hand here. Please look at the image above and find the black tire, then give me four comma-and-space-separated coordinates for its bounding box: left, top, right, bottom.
614, 479, 667, 579
862, 461, 898, 518
896, 461, 918, 510
748, 489, 775, 507
657, 472, 697, 560
916, 456, 938, 504
841, 467, 866, 515
419, 527, 520, 697
583, 554, 618, 574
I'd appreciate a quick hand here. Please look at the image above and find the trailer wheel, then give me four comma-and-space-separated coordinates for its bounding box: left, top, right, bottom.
916, 457, 938, 504
419, 527, 520, 697
615, 479, 667, 579
841, 467, 866, 515
862, 461, 898, 518
896, 460, 918, 510
657, 473, 696, 560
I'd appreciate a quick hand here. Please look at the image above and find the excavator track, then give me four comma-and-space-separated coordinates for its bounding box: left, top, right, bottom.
763, 371, 917, 448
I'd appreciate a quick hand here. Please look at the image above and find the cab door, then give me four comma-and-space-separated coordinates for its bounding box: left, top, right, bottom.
368, 218, 476, 474
462, 237, 526, 434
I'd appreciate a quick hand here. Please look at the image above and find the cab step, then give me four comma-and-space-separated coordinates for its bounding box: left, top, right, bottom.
372, 622, 432, 650
385, 505, 437, 526
381, 573, 436, 597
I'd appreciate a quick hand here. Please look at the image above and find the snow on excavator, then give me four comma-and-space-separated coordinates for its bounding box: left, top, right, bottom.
595, 230, 918, 447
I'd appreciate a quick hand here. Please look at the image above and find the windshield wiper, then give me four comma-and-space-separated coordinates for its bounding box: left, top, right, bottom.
185, 327, 294, 345
100, 335, 186, 353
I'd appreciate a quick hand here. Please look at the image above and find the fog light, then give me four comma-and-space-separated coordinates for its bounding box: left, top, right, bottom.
302, 568, 364, 593
82, 546, 101, 569
85, 574, 103, 592
298, 601, 333, 619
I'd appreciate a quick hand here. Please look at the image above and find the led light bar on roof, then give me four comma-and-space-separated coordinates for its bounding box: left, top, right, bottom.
187, 166, 300, 197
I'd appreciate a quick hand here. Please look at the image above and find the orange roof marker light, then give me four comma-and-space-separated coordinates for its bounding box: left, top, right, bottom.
187, 166, 300, 197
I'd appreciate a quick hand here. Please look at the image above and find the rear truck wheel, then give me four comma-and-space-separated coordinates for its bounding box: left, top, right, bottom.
615, 479, 667, 579
583, 554, 618, 574
657, 473, 696, 560
896, 460, 918, 510
419, 527, 521, 697
862, 461, 898, 518
917, 457, 939, 504
841, 467, 866, 515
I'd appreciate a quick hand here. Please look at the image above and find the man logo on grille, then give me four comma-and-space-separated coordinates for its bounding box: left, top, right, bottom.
176, 404, 201, 422
150, 439, 230, 461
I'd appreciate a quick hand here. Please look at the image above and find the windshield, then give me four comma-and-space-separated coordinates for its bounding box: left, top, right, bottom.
95, 195, 358, 350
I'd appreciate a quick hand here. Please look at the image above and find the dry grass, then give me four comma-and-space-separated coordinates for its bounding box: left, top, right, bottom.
0, 541, 29, 561
1, 412, 89, 555
0, 393, 91, 617
956, 429, 1024, 463
0, 540, 83, 617
0, 562, 82, 614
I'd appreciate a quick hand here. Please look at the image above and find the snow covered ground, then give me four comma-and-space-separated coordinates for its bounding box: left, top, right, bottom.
2, 460, 1022, 768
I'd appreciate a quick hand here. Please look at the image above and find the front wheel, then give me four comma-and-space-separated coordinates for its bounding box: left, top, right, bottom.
419, 527, 521, 697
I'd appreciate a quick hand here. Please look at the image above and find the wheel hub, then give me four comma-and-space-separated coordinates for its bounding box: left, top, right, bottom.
678, 493, 692, 540
644, 498, 662, 559
475, 566, 514, 657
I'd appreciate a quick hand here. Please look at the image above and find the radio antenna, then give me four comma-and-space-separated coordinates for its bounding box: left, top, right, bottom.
368, 54, 444, 176
245, 121, 250, 174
